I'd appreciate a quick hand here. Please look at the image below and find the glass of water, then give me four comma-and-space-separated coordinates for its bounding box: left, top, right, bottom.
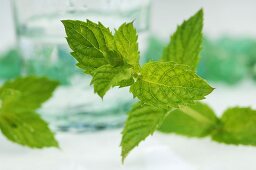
12, 0, 151, 132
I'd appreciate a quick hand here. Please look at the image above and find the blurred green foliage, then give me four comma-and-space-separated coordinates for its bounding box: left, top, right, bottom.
0, 48, 22, 80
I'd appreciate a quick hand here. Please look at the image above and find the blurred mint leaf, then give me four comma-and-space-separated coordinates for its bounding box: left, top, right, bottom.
114, 22, 140, 71
91, 65, 134, 98
212, 107, 256, 145
0, 108, 58, 148
0, 77, 59, 148
162, 9, 203, 70
159, 102, 218, 137
0, 76, 59, 111
130, 62, 213, 109
121, 102, 170, 161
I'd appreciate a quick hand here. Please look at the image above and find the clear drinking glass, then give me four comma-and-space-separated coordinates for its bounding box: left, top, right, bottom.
12, 0, 151, 132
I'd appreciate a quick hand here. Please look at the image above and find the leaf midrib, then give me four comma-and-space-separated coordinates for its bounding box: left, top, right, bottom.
140, 79, 209, 91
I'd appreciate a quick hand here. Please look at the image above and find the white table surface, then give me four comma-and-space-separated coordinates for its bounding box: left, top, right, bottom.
1, 0, 256, 170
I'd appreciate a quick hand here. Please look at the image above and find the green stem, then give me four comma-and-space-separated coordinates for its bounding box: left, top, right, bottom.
165, 108, 177, 117
179, 105, 213, 125
0, 100, 2, 110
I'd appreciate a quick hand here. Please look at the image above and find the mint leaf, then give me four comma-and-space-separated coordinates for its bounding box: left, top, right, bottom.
91, 65, 134, 98
86, 20, 115, 50
121, 102, 218, 161
130, 62, 213, 109
121, 102, 170, 161
62, 20, 123, 74
63, 20, 140, 97
118, 77, 135, 88
212, 107, 256, 146
114, 22, 140, 71
0, 109, 58, 148
161, 9, 203, 70
0, 76, 58, 111
0, 77, 58, 148
159, 102, 218, 137
0, 89, 21, 109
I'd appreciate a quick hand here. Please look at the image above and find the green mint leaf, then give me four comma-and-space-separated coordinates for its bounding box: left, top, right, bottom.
0, 109, 58, 148
114, 22, 140, 71
91, 65, 134, 98
0, 77, 59, 148
212, 107, 256, 146
63, 20, 140, 97
159, 102, 218, 137
121, 102, 170, 162
62, 20, 123, 74
0, 76, 58, 111
0, 89, 21, 109
118, 77, 135, 88
161, 9, 203, 70
130, 62, 213, 109
121, 102, 218, 160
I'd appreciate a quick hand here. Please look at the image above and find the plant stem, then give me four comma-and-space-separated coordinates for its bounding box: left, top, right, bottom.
179, 105, 213, 125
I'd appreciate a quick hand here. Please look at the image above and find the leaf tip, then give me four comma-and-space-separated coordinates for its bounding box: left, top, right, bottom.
121, 150, 128, 164
96, 91, 105, 100
61, 19, 71, 26
198, 8, 204, 15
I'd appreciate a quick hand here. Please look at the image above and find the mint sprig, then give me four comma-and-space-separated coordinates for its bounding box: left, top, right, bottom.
63, 8, 256, 163
62, 9, 213, 161
0, 77, 59, 148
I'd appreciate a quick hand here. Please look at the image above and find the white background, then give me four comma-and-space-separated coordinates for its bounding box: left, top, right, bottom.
1, 0, 256, 170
